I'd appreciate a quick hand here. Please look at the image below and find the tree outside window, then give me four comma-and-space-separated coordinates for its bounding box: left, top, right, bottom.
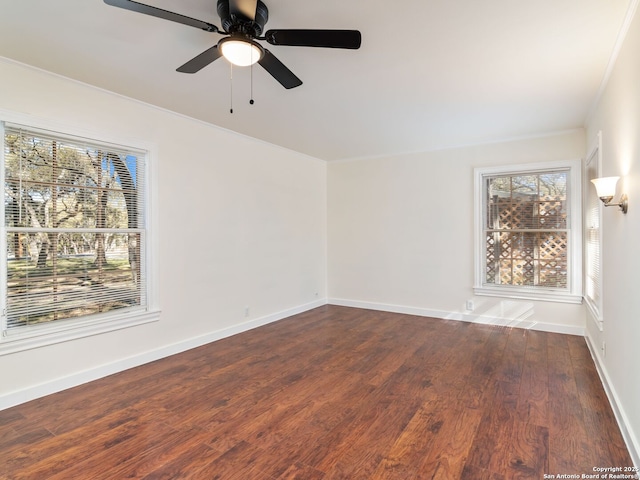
3, 126, 146, 331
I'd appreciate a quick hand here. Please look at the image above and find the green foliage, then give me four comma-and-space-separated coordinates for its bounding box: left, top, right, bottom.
4, 132, 132, 231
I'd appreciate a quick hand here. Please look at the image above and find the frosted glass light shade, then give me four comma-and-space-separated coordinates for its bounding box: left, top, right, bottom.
591, 176, 619, 199
219, 38, 263, 66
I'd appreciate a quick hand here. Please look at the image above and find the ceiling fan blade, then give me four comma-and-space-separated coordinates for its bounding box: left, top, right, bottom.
258, 50, 302, 89
104, 0, 219, 32
229, 0, 258, 20
265, 29, 361, 49
176, 45, 223, 73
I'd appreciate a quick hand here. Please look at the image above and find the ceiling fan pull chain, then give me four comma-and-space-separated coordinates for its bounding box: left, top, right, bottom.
229, 63, 234, 114
250, 62, 255, 105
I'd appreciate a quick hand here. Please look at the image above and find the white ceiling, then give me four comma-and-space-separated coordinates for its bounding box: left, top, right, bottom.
0, 0, 633, 161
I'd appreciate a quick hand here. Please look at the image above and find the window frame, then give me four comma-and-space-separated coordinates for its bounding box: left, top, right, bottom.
0, 111, 160, 355
584, 133, 604, 330
473, 159, 583, 304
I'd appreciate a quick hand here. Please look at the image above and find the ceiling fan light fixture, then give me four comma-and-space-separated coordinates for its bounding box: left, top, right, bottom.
219, 37, 264, 66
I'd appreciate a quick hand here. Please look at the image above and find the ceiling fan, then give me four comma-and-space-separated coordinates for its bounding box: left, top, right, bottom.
104, 0, 362, 89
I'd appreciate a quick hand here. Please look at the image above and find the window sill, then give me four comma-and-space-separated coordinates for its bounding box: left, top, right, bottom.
0, 309, 161, 356
473, 286, 583, 304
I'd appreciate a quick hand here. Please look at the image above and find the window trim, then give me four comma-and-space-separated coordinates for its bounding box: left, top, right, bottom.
473, 159, 583, 304
0, 110, 160, 355
584, 133, 604, 330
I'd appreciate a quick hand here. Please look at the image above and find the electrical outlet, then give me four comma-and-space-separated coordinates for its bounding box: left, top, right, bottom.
602, 341, 606, 358
244, 306, 250, 317
465, 300, 474, 311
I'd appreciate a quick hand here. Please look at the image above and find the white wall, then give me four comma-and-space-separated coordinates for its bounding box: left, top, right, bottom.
328, 131, 586, 333
0, 58, 327, 406
585, 2, 640, 465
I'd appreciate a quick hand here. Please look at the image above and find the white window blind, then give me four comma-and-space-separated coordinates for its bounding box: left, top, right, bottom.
2, 123, 148, 336
585, 144, 603, 327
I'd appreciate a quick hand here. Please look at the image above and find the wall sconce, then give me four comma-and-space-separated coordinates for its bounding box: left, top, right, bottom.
591, 176, 628, 213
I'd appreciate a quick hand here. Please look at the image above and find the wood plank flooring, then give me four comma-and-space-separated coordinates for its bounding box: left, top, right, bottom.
0, 305, 634, 479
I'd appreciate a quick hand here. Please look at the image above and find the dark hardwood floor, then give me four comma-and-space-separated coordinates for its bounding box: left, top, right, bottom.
0, 305, 633, 479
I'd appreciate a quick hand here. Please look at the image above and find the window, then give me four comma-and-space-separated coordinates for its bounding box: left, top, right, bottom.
585, 134, 603, 329
1, 120, 158, 353
474, 160, 582, 303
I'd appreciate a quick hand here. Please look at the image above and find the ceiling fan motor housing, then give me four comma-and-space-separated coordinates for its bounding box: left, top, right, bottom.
217, 0, 269, 37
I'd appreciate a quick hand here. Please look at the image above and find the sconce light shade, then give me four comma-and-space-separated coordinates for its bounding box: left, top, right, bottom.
591, 176, 628, 213
591, 176, 619, 201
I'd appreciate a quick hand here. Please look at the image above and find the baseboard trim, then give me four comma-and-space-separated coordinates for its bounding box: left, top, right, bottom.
0, 299, 326, 411
585, 334, 640, 468
328, 298, 585, 336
